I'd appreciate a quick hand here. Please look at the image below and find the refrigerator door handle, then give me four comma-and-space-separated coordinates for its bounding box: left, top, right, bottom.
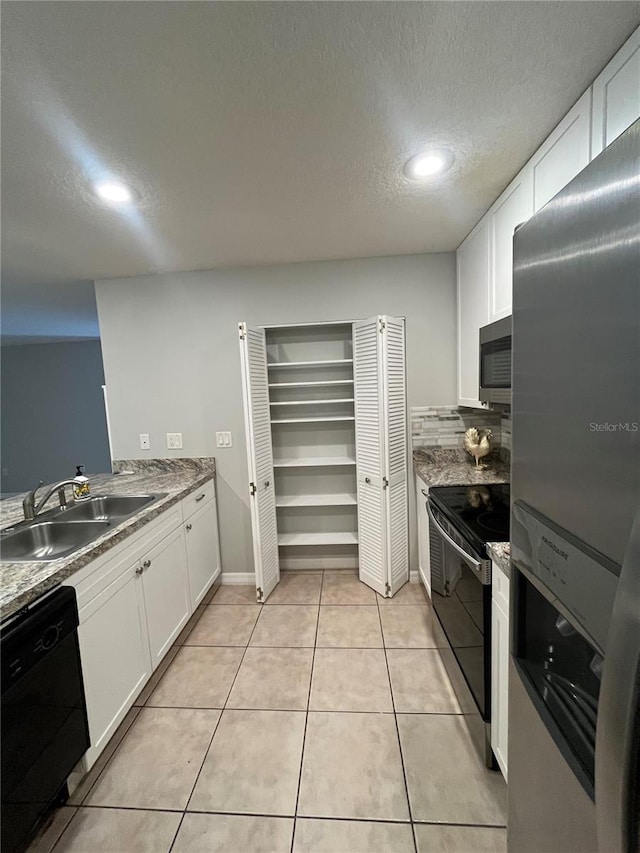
595, 507, 640, 853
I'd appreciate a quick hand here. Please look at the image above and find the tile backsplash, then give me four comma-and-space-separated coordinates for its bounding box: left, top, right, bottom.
411, 406, 511, 462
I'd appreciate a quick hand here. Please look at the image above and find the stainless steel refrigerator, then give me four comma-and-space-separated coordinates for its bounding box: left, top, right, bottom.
509, 119, 640, 852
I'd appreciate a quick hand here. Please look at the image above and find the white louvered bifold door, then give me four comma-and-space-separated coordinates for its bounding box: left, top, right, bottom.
381, 316, 409, 596
354, 317, 387, 596
238, 323, 280, 602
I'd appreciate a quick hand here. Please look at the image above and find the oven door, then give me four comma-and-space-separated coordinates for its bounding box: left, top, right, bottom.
427, 501, 491, 722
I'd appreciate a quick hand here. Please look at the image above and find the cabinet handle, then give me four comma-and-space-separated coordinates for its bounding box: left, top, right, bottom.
195, 493, 206, 502
135, 566, 144, 575
421, 489, 428, 497
365, 477, 371, 484
186, 523, 193, 532
143, 559, 151, 569
264, 480, 270, 488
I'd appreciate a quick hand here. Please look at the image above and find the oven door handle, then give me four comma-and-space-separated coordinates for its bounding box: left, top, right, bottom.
426, 501, 483, 574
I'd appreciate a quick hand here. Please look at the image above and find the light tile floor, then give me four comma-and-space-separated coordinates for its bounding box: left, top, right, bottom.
30, 571, 506, 853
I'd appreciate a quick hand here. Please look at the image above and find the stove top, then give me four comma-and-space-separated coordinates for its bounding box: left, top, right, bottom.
429, 483, 510, 554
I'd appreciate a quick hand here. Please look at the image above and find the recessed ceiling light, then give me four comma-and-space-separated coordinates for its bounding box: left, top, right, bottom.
404, 148, 455, 180
94, 180, 134, 204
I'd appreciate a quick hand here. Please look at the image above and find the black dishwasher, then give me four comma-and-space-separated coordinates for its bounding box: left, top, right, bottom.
1, 586, 90, 853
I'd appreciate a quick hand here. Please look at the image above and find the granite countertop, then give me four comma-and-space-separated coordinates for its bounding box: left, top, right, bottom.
0, 458, 216, 621
413, 447, 510, 488
487, 541, 511, 578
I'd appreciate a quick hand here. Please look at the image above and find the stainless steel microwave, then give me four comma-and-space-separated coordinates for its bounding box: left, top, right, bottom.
479, 316, 511, 404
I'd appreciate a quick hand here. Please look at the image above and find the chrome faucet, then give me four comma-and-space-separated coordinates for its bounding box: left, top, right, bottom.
22, 480, 79, 521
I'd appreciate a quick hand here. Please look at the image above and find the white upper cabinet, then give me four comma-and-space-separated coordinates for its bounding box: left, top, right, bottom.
592, 27, 640, 157
489, 167, 533, 322
530, 89, 592, 212
457, 220, 490, 408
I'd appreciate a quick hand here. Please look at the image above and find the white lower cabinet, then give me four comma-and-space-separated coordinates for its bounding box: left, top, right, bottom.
77, 557, 151, 769
415, 475, 431, 596
139, 525, 190, 669
184, 495, 222, 609
69, 483, 220, 771
491, 560, 510, 779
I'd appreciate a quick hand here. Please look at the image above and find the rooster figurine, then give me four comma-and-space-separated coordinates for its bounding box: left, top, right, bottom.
463, 428, 493, 469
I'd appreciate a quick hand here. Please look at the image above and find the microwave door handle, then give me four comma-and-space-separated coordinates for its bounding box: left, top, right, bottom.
595, 507, 640, 853
426, 502, 482, 572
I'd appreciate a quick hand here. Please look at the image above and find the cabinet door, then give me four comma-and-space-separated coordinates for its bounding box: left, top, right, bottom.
491, 567, 510, 780
457, 221, 490, 407
141, 526, 190, 669
531, 89, 592, 212
354, 316, 408, 597
185, 498, 221, 609
415, 477, 431, 596
78, 566, 151, 770
489, 168, 533, 321
592, 27, 640, 157
239, 322, 279, 602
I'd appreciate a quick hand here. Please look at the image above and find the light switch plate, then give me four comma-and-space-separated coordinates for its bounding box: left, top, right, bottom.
216, 431, 232, 448
166, 432, 183, 449
139, 433, 150, 450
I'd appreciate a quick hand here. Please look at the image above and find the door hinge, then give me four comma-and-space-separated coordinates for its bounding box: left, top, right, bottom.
385, 582, 391, 596
238, 323, 246, 340
249, 482, 256, 496
256, 587, 263, 602
378, 317, 386, 333
383, 477, 389, 489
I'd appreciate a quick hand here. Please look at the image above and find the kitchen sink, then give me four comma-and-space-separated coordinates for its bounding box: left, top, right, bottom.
61, 494, 161, 522
1, 521, 112, 562
1, 493, 168, 562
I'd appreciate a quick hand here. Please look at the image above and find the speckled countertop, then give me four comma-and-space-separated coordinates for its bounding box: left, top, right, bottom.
487, 541, 511, 578
413, 447, 510, 488
0, 458, 216, 621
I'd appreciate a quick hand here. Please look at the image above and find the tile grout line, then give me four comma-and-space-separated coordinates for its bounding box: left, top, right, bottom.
290, 569, 324, 853
167, 594, 264, 851
179, 599, 263, 823
376, 588, 418, 853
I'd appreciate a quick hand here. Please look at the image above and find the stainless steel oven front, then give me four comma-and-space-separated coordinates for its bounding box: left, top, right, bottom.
427, 498, 495, 767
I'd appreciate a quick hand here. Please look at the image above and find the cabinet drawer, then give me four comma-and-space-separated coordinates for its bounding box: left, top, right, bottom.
182, 479, 215, 519
492, 560, 510, 612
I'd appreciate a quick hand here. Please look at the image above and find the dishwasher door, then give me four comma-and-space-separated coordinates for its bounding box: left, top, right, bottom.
1, 586, 90, 853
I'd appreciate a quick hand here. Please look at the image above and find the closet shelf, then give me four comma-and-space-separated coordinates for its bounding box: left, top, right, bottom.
273, 456, 356, 468
270, 398, 354, 406
271, 416, 355, 424
267, 359, 353, 369
278, 532, 359, 546
268, 380, 354, 388
276, 494, 357, 508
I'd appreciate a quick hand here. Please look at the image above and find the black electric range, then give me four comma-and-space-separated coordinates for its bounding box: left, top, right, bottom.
426, 481, 510, 770
428, 483, 510, 556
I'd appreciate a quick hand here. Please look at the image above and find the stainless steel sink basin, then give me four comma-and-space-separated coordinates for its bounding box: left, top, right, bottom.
1, 521, 112, 562
61, 494, 161, 522
1, 493, 168, 562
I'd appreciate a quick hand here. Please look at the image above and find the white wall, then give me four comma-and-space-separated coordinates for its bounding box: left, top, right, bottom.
1, 340, 111, 493
96, 253, 456, 574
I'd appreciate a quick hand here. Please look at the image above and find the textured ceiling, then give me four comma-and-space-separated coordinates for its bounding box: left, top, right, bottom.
2, 1, 639, 327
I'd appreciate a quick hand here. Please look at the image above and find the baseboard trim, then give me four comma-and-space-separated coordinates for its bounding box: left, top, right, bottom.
409, 570, 419, 583
221, 572, 255, 585
418, 566, 432, 598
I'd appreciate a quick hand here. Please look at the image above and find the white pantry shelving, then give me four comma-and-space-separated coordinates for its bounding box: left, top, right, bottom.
276, 493, 357, 507
239, 317, 408, 600
273, 456, 357, 468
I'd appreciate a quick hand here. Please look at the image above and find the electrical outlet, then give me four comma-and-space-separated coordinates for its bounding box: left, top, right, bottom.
216, 431, 232, 448
166, 432, 183, 449
139, 433, 150, 450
